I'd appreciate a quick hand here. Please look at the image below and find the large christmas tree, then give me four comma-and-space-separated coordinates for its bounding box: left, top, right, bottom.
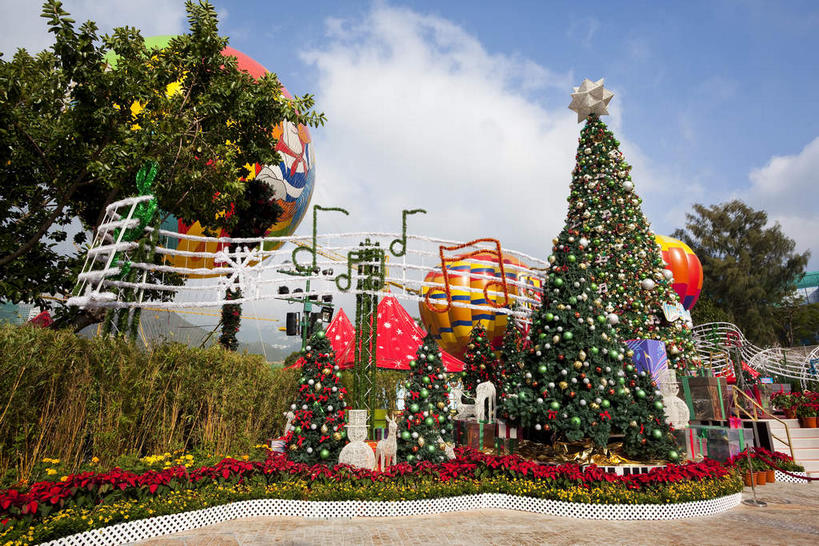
566, 80, 700, 372
397, 333, 453, 463
461, 324, 500, 392
498, 79, 677, 461
285, 330, 348, 464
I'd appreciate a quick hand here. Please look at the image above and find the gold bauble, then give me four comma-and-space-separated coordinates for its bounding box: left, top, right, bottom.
417, 437, 425, 447
437, 402, 446, 410
553, 335, 561, 343
333, 432, 342, 441
321, 424, 328, 434
559, 381, 568, 390
591, 403, 600, 410
573, 361, 583, 370
314, 382, 323, 392
289, 443, 298, 451
322, 368, 332, 375
578, 350, 587, 361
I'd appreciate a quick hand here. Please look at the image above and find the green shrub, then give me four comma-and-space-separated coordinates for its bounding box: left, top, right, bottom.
0, 324, 298, 485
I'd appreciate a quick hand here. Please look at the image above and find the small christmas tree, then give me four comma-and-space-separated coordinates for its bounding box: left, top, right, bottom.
498, 313, 524, 382
285, 330, 348, 464
461, 324, 500, 393
397, 333, 453, 463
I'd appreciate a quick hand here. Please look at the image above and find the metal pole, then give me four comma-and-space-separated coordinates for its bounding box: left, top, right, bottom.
734, 347, 766, 507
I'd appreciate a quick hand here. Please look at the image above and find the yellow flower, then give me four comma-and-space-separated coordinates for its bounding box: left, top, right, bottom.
91, 456, 100, 464
60, 475, 69, 482
46, 468, 57, 476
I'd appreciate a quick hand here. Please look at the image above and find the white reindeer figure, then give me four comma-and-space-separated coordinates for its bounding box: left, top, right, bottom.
375, 414, 398, 470
450, 384, 476, 420
474, 381, 496, 423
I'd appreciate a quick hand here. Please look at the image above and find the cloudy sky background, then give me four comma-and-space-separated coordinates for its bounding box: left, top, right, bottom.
2, 0, 818, 341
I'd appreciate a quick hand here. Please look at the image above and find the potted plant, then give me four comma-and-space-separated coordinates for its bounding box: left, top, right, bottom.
752, 457, 768, 485
770, 392, 798, 419
798, 401, 817, 428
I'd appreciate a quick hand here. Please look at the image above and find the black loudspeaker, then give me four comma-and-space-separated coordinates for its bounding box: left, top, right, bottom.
286, 312, 300, 336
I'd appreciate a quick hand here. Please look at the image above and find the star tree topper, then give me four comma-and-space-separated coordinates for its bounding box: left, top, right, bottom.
568, 78, 614, 123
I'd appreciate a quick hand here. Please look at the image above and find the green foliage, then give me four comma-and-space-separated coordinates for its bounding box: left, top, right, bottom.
690, 295, 735, 326
772, 293, 819, 347
284, 331, 347, 464
396, 333, 454, 463
0, 0, 324, 308
0, 323, 297, 484
461, 324, 500, 392
672, 200, 809, 345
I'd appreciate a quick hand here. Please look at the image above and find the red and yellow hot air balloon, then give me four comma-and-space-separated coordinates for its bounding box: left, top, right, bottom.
656, 234, 703, 310
419, 252, 542, 358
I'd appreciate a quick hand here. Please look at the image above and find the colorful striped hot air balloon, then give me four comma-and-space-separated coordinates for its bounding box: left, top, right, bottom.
419, 252, 542, 358
656, 234, 703, 310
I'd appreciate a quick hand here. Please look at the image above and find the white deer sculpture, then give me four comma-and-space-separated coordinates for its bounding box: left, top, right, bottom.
375, 414, 398, 470
450, 384, 476, 420
474, 381, 496, 423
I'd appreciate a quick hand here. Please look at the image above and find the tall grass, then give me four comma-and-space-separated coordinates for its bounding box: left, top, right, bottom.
0, 324, 297, 484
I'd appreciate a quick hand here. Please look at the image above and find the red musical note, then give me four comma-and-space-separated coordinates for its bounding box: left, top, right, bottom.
424, 238, 511, 314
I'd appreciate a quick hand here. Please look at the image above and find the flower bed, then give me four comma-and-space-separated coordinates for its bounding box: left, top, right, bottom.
0, 447, 743, 543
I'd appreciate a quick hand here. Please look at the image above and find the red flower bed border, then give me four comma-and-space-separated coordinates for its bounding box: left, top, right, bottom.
0, 447, 741, 524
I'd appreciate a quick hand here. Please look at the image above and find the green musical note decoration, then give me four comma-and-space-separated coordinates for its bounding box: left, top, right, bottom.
292, 204, 349, 275
389, 208, 426, 257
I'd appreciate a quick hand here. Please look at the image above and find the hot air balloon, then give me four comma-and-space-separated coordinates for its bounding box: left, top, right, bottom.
656, 234, 703, 310
108, 37, 316, 277
419, 252, 542, 358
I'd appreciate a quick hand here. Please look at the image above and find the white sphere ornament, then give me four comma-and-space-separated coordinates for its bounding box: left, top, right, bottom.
607, 313, 619, 325
623, 181, 634, 192
641, 278, 656, 290
663, 269, 674, 281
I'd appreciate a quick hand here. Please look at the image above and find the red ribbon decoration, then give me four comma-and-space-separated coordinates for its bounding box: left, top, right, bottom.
599, 411, 611, 421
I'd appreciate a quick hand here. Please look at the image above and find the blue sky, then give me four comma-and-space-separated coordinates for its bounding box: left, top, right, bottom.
1, 0, 817, 271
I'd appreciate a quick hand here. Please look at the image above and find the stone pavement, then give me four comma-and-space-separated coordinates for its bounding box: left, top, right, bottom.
134, 482, 819, 545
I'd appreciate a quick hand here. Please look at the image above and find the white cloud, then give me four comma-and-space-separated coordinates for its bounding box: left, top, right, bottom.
749, 137, 819, 268
302, 3, 580, 260
0, 0, 185, 57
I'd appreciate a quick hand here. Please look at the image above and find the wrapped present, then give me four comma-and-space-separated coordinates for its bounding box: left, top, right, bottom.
373, 408, 388, 430
372, 427, 387, 441
671, 428, 706, 462
625, 339, 670, 388
689, 424, 753, 462
269, 439, 286, 453
494, 420, 518, 455
454, 419, 495, 451
681, 376, 728, 421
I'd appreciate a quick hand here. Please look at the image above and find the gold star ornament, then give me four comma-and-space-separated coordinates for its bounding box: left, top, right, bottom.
568, 78, 614, 123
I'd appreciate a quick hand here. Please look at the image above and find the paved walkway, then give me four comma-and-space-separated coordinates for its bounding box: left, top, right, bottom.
134, 482, 819, 545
